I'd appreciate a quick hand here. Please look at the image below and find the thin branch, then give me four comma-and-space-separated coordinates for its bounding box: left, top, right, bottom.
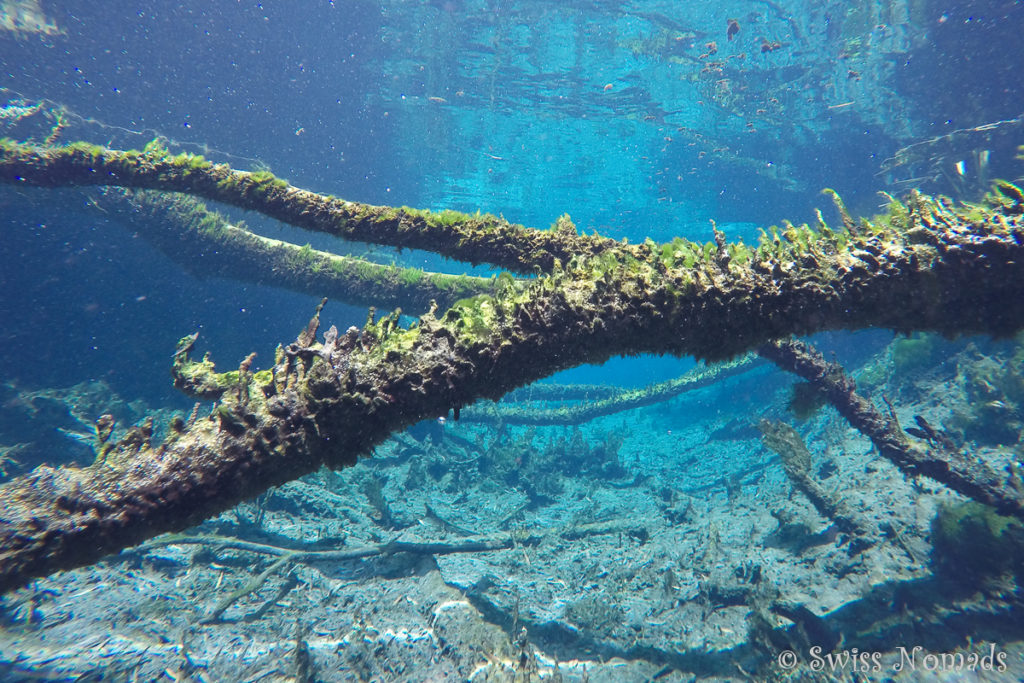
461, 355, 759, 426
99, 188, 502, 313
759, 338, 1024, 515
145, 520, 645, 624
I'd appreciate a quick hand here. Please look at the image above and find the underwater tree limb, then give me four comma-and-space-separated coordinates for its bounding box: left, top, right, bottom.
758, 339, 1024, 516
137, 520, 644, 623
2, 147, 1024, 591
499, 382, 625, 403
98, 189, 501, 313
460, 355, 760, 426
758, 419, 874, 545
0, 141, 623, 273
139, 518, 643, 563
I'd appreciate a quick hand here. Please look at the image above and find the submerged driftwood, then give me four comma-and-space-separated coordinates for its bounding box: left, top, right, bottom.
760, 338, 1024, 514
98, 188, 503, 313
0, 140, 1023, 592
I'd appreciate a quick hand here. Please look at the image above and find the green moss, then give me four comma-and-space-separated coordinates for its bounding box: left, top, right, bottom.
142, 139, 170, 158
881, 197, 912, 231
397, 267, 425, 287
551, 213, 576, 235
196, 212, 225, 238
252, 369, 273, 386
219, 370, 240, 385
238, 170, 290, 194
442, 295, 502, 343
172, 355, 232, 399
931, 501, 1024, 580
728, 241, 752, 265
66, 141, 105, 164
433, 209, 465, 227
168, 152, 211, 172
296, 243, 315, 262
701, 241, 716, 261
889, 333, 941, 378
657, 237, 701, 269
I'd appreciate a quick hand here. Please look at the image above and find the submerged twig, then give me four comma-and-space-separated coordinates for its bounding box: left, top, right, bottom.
759, 338, 1024, 516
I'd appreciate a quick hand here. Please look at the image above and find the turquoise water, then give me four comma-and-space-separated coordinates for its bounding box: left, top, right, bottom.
1, 1, 1024, 680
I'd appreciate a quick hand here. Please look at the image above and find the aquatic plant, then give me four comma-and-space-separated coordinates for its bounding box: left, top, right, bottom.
1, 140, 1024, 592
947, 341, 1024, 447
931, 501, 1024, 582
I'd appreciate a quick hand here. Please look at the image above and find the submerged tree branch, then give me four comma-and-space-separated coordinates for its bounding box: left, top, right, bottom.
0, 140, 623, 272
142, 519, 644, 624
99, 189, 502, 313
759, 338, 1024, 515
460, 355, 759, 426
0, 141, 1023, 592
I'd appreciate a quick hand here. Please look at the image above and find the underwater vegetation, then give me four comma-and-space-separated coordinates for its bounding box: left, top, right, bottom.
1, 129, 1024, 680
932, 500, 1024, 584
1, 138, 1024, 594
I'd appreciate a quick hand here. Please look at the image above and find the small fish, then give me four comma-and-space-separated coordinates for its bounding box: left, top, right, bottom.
436, 416, 446, 425
726, 18, 740, 41
603, 83, 614, 91
56, 427, 95, 449
977, 149, 990, 170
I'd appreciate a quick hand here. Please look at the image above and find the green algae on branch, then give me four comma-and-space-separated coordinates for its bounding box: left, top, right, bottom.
98, 189, 500, 313
459, 354, 760, 426
0, 139, 624, 273
3, 147, 1024, 592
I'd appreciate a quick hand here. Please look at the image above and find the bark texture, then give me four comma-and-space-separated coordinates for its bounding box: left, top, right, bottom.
759, 338, 1024, 515
0, 141, 1023, 592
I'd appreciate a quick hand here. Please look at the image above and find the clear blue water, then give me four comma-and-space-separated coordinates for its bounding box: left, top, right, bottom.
2, 1, 1022, 397
2, 1, 1024, 679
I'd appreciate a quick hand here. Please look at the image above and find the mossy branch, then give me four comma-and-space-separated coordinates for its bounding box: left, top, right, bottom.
2, 142, 1024, 593
759, 338, 1024, 516
0, 140, 622, 273
461, 355, 759, 426
99, 188, 502, 312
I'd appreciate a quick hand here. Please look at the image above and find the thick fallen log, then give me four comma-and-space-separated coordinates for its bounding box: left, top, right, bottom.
1, 142, 1024, 593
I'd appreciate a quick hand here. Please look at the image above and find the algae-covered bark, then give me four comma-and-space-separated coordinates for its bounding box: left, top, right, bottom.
99, 189, 499, 312
0, 141, 621, 273
760, 338, 1024, 515
1, 142, 1024, 592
